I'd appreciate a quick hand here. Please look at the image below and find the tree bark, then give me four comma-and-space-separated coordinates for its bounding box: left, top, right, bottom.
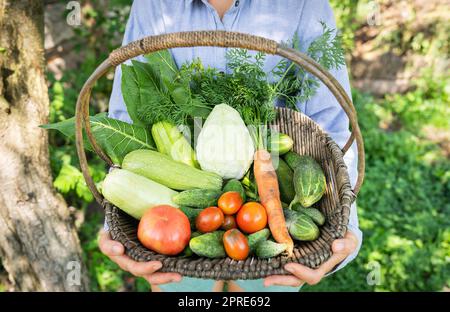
0, 1, 89, 291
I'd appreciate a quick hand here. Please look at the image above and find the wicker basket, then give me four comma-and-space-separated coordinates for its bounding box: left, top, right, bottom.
75, 31, 365, 280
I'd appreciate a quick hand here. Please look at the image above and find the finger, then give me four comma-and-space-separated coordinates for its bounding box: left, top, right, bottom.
98, 230, 124, 257
263, 275, 304, 287
145, 272, 183, 285
332, 233, 358, 256
315, 252, 349, 276
110, 257, 163, 277
315, 234, 359, 275
283, 263, 324, 285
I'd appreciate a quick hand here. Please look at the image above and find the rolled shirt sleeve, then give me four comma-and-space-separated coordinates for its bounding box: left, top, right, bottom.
295, 0, 363, 273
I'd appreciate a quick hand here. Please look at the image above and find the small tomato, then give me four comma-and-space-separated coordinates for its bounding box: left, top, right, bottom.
221, 214, 237, 230
236, 202, 267, 234
223, 229, 249, 261
195, 206, 224, 233
218, 191, 243, 215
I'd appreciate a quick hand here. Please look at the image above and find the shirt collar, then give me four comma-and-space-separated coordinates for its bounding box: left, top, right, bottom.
188, 0, 245, 7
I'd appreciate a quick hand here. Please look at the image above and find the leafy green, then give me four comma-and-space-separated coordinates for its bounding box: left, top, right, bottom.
121, 51, 212, 126
120, 64, 144, 126
275, 23, 346, 108
144, 50, 177, 86
41, 113, 155, 164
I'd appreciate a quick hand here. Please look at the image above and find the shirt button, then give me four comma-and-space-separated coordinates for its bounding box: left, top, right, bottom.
235, 1, 240, 7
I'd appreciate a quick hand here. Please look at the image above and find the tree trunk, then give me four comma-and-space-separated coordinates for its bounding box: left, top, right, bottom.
0, 1, 89, 291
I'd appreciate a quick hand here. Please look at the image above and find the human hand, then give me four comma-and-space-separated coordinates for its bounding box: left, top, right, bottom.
98, 230, 182, 285
264, 231, 358, 287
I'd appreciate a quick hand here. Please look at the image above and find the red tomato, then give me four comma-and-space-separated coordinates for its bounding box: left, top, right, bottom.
137, 205, 190, 255
218, 191, 243, 215
236, 202, 268, 234
221, 214, 237, 231
223, 229, 250, 261
196, 206, 224, 233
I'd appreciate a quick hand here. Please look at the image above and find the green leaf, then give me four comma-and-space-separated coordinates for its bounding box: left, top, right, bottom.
121, 64, 144, 126
41, 113, 155, 164
145, 50, 177, 86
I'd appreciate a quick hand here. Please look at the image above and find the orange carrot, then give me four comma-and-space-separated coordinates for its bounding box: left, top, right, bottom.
253, 149, 294, 257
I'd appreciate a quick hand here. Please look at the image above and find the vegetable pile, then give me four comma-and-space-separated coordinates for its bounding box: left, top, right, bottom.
44, 27, 345, 260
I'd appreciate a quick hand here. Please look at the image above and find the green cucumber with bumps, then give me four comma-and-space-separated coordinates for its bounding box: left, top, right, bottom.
255, 240, 288, 258
189, 231, 225, 258
284, 209, 319, 241
223, 179, 246, 201
296, 206, 325, 226
247, 228, 270, 253
287, 153, 326, 208
181, 232, 202, 257
173, 189, 222, 208
274, 157, 296, 204
283, 151, 303, 170
179, 206, 203, 229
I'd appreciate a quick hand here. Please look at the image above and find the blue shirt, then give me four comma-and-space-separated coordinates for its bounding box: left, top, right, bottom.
108, 0, 362, 292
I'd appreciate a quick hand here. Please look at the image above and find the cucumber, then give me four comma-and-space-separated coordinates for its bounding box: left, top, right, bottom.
268, 132, 294, 155
274, 157, 296, 204
189, 231, 226, 258
283, 151, 303, 170
255, 240, 287, 258
284, 209, 319, 241
179, 206, 203, 228
223, 179, 246, 202
298, 207, 325, 226
173, 189, 222, 208
181, 232, 202, 256
291, 155, 326, 208
247, 228, 270, 253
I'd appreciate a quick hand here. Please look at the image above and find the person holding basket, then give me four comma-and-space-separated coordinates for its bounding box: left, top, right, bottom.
99, 0, 362, 292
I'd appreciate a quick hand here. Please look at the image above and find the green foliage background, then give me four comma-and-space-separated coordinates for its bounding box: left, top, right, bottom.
25, 0, 450, 291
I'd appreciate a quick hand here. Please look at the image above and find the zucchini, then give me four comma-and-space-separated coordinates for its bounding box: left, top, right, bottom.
122, 149, 223, 191
248, 228, 270, 253
151, 121, 199, 168
189, 231, 226, 258
101, 169, 178, 220
256, 240, 287, 258
274, 157, 296, 204
173, 189, 222, 208
284, 209, 319, 241
179, 206, 203, 228
223, 179, 246, 202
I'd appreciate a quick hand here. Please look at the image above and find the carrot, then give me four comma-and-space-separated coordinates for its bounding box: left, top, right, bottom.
253, 149, 294, 257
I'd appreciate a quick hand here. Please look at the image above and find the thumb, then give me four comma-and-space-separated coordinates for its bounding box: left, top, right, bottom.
98, 230, 124, 256
332, 235, 358, 256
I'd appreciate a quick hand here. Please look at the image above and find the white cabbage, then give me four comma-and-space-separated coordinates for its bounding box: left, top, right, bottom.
196, 104, 255, 179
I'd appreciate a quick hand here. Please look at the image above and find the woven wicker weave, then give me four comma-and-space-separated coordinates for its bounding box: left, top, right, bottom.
75, 31, 365, 280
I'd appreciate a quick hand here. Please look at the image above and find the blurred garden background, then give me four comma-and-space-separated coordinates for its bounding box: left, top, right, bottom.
1, 0, 448, 291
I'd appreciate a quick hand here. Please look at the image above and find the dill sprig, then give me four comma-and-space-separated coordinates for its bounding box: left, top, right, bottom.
274, 22, 346, 109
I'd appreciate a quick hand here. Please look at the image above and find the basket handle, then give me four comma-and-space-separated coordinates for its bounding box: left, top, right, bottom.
75, 31, 365, 205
